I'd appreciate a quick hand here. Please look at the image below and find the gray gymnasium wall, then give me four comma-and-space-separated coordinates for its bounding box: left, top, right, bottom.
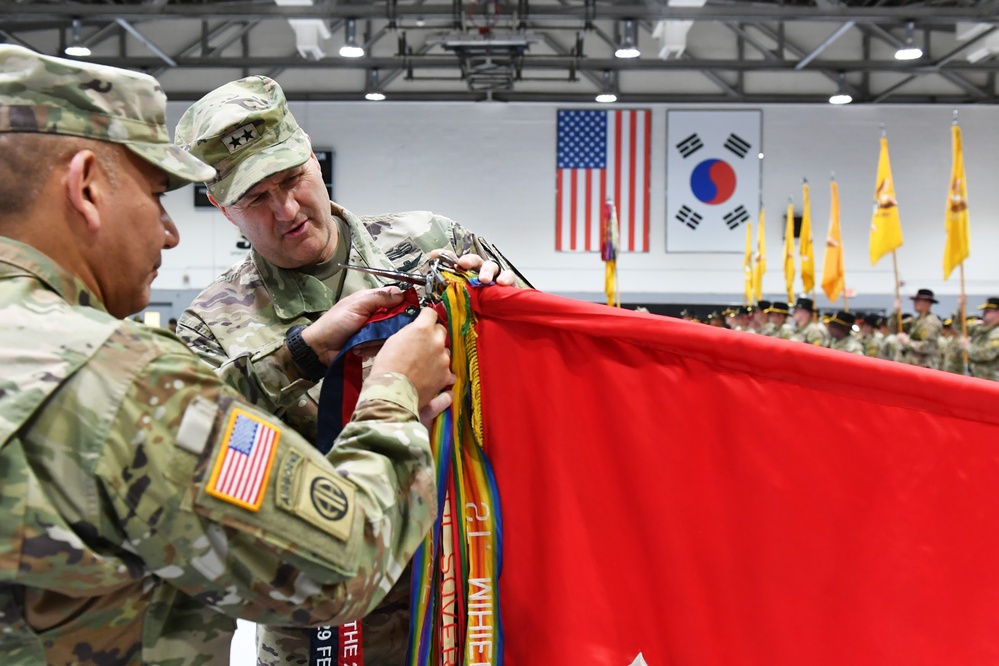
151, 100, 999, 320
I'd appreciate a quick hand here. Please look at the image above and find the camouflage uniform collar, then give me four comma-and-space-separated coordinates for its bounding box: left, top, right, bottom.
0, 237, 109, 314
247, 202, 400, 320
251, 247, 335, 320
248, 203, 348, 320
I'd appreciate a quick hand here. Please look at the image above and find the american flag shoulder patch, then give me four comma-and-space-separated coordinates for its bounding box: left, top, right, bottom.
206, 408, 281, 511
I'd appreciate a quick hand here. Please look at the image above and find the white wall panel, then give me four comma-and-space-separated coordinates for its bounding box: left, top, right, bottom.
159, 100, 999, 310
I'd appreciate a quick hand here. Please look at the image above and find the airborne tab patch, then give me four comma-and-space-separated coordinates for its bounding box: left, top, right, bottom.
275, 453, 356, 542
206, 408, 280, 511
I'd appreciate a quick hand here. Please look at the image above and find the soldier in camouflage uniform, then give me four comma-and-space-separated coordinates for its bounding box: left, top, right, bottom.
0, 46, 455, 664
938, 318, 966, 375
878, 314, 906, 362
789, 297, 829, 346
962, 298, 999, 381
748, 300, 774, 335
173, 76, 529, 665
858, 314, 884, 357
765, 301, 794, 339
706, 311, 727, 327
896, 288, 943, 370
826, 311, 864, 355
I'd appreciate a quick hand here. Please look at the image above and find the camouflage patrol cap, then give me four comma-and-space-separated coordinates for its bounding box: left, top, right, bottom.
0, 44, 214, 190
174, 76, 312, 206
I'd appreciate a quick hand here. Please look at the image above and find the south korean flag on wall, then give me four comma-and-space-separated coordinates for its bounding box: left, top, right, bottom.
666, 110, 762, 253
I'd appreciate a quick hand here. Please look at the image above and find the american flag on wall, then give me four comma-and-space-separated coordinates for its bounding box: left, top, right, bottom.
556, 109, 651, 253
206, 409, 280, 511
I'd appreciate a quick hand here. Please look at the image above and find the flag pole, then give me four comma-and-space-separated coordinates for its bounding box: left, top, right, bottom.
803, 176, 816, 305
892, 250, 902, 334
952, 110, 970, 370
960, 263, 969, 369
829, 170, 848, 313
879, 122, 903, 334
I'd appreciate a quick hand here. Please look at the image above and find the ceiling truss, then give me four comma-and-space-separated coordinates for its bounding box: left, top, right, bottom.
2, 1, 999, 104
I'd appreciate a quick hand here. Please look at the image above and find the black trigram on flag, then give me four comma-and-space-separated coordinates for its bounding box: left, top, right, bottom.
676, 133, 704, 159
723, 205, 750, 230
723, 133, 751, 158
676, 205, 704, 230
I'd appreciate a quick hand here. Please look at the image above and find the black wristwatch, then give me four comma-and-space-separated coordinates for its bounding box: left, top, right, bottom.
285, 324, 327, 382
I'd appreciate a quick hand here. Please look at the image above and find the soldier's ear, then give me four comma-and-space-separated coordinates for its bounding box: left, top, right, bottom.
207, 193, 239, 226
64, 149, 103, 235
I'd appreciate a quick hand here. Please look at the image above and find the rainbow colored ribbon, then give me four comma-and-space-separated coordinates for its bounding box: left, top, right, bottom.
407, 275, 504, 666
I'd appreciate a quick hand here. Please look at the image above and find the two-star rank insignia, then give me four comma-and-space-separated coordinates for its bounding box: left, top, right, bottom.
223, 123, 260, 154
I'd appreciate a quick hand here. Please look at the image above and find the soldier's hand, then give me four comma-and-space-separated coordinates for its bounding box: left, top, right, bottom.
420, 390, 454, 428
896, 332, 909, 345
429, 249, 517, 286
960, 336, 970, 350
302, 287, 406, 365
958, 294, 967, 309
372, 308, 456, 409
894, 298, 903, 313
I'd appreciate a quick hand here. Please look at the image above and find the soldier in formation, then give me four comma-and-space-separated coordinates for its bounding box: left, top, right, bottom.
963, 297, 999, 381
748, 300, 774, 335
938, 318, 967, 375
690, 290, 999, 384
826, 311, 864, 355
896, 288, 943, 370
857, 314, 884, 357
766, 301, 794, 339
789, 297, 829, 347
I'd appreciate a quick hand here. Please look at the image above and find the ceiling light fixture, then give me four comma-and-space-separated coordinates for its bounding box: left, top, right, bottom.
828, 72, 853, 105
339, 18, 365, 58
595, 70, 618, 103
894, 21, 923, 60
64, 18, 91, 57
615, 19, 641, 59
364, 69, 386, 101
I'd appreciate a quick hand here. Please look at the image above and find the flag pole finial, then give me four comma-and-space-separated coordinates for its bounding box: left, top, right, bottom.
788, 196, 793, 204
880, 122, 887, 137
802, 177, 808, 185
952, 109, 959, 125
830, 170, 836, 181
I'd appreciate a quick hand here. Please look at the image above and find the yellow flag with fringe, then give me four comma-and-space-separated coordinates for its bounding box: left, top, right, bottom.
783, 201, 795, 302
753, 209, 766, 302
944, 123, 970, 280
601, 201, 620, 307
821, 180, 845, 302
800, 183, 815, 294
869, 136, 904, 265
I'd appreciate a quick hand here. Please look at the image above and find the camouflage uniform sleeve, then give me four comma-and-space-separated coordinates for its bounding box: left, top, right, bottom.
968, 329, 999, 364
95, 338, 435, 627
440, 216, 533, 289
807, 325, 828, 346
906, 316, 942, 355
177, 307, 313, 417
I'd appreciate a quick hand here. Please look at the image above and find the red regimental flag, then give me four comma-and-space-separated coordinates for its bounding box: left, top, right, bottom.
469, 286, 999, 665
